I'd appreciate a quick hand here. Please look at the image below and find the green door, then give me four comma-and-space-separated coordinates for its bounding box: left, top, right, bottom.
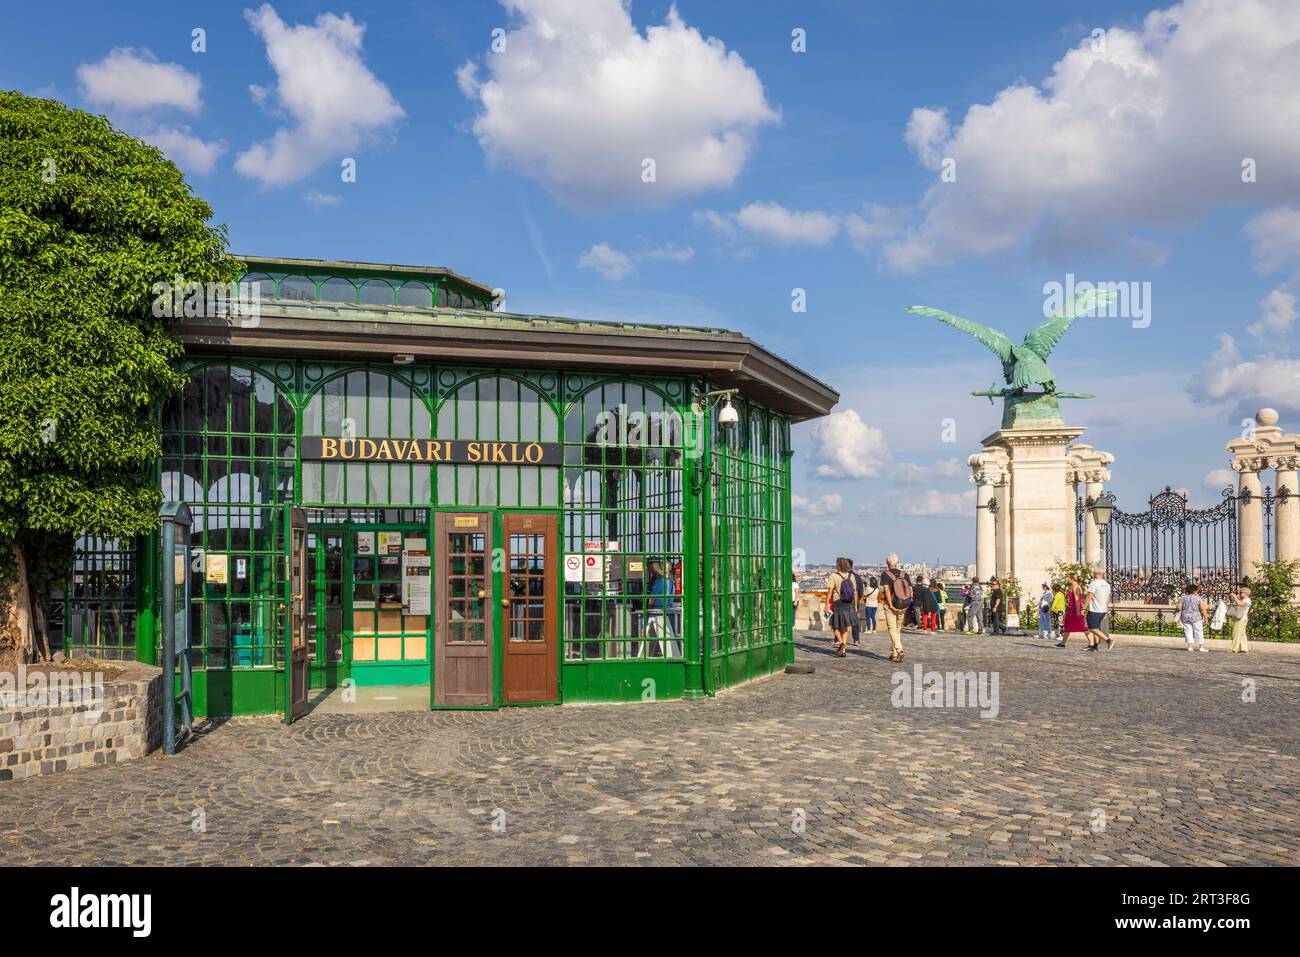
306, 525, 348, 690
349, 522, 432, 686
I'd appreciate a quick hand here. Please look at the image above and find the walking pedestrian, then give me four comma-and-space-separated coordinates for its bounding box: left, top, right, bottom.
1178, 581, 1209, 653
1050, 583, 1066, 640
1087, 568, 1114, 650
967, 579, 985, 635
861, 576, 880, 633
960, 585, 972, 633
879, 554, 912, 662
848, 561, 867, 646
1228, 584, 1252, 653
933, 581, 947, 631
825, 557, 859, 658
1057, 574, 1087, 647
1036, 582, 1053, 639
920, 579, 941, 631
988, 577, 1006, 635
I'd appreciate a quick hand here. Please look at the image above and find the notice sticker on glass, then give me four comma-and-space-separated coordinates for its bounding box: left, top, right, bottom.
402, 551, 431, 615
355, 532, 375, 555
205, 554, 228, 585
236, 557, 248, 580
564, 554, 582, 582
378, 531, 402, 554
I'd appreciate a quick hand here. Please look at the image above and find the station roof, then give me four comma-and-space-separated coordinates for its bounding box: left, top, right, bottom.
173, 255, 839, 422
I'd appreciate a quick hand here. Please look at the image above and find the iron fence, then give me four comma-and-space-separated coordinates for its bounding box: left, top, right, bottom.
1104, 486, 1241, 605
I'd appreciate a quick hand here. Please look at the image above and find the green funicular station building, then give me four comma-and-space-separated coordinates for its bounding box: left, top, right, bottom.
54, 256, 837, 720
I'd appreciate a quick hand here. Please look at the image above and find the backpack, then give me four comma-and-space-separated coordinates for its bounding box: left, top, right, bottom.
884, 569, 913, 609
837, 573, 858, 603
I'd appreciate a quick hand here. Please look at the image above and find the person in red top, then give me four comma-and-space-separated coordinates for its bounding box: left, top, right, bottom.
1056, 574, 1088, 648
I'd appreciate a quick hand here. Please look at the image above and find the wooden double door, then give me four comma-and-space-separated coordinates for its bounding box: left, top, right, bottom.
432, 512, 558, 707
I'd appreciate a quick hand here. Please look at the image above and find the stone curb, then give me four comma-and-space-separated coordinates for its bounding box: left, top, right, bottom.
794, 627, 1300, 655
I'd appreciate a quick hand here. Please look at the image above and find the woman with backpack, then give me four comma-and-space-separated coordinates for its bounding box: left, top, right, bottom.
825, 556, 859, 658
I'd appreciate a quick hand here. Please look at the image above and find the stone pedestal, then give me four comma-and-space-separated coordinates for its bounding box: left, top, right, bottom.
980, 419, 1085, 598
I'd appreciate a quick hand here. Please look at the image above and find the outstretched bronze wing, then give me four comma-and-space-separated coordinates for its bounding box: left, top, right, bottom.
905, 306, 1013, 363
1021, 288, 1115, 359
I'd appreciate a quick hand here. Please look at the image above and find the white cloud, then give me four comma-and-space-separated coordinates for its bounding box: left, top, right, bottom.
138, 125, 226, 176
792, 493, 843, 516
897, 489, 976, 517
843, 204, 908, 254
577, 241, 694, 280
903, 107, 949, 170
885, 0, 1300, 272
696, 201, 905, 254
75, 48, 224, 176
1244, 205, 1300, 274
638, 243, 694, 264
690, 208, 737, 239
235, 4, 404, 188
77, 48, 202, 114
303, 190, 343, 207
1204, 468, 1237, 488
733, 202, 840, 246
890, 457, 965, 483
1187, 333, 1300, 420
806, 409, 890, 479
1249, 288, 1298, 337
578, 243, 636, 281
457, 0, 778, 208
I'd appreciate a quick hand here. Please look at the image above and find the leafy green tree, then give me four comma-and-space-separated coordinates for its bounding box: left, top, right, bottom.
1243, 559, 1300, 642
0, 91, 238, 661
1050, 558, 1097, 588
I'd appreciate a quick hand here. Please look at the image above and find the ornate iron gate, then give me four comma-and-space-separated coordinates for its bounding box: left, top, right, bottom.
1104, 486, 1239, 604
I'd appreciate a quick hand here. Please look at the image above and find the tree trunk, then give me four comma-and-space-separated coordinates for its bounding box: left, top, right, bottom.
2, 542, 37, 663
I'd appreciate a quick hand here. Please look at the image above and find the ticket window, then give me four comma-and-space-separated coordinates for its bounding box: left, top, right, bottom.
352, 529, 428, 662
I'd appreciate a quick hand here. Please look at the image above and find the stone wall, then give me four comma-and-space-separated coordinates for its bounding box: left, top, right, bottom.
0, 661, 164, 782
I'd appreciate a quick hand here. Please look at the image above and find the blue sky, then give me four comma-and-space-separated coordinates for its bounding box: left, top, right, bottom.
4, 0, 1299, 564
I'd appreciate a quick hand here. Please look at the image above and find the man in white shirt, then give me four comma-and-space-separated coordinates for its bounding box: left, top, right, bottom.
1086, 569, 1114, 651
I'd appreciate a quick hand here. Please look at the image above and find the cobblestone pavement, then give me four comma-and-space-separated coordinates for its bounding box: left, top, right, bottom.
2, 630, 1298, 866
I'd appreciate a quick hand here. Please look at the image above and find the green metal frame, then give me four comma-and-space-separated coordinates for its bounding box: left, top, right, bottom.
107, 354, 791, 717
